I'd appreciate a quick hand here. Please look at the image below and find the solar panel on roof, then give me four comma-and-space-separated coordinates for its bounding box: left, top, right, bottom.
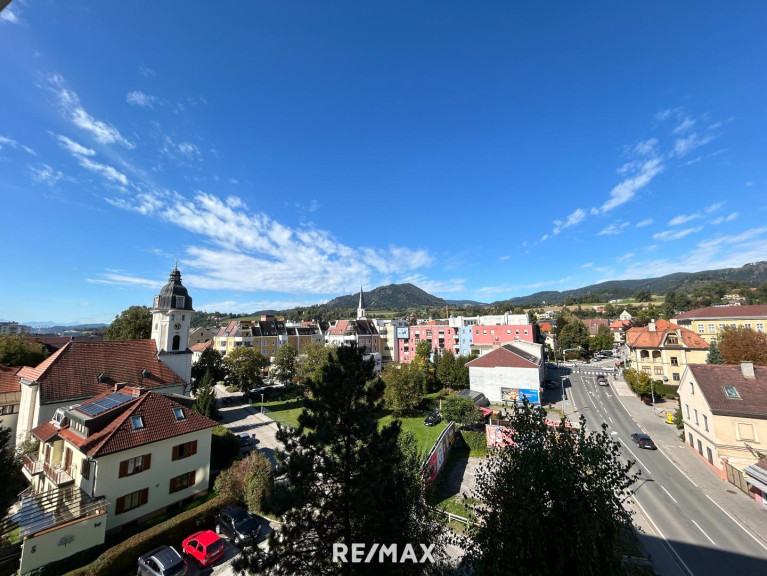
78, 392, 134, 417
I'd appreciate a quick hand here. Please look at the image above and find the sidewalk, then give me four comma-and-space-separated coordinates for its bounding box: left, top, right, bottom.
610, 377, 767, 548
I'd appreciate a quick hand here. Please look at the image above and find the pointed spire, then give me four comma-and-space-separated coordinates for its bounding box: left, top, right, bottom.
357, 286, 367, 320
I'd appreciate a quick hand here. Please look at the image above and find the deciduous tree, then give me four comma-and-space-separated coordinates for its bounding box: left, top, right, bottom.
558, 319, 590, 354
0, 335, 48, 367
191, 347, 227, 393
272, 344, 298, 385
224, 347, 269, 392
441, 395, 482, 425
214, 450, 274, 514
0, 426, 26, 511
296, 340, 331, 385
104, 305, 152, 340
459, 403, 638, 576
719, 326, 767, 365
382, 362, 423, 415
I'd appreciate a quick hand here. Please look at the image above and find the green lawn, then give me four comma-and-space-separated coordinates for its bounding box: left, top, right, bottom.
259, 398, 304, 429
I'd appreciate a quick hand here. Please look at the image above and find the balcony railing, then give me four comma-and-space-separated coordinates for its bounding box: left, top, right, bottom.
23, 453, 43, 476
43, 461, 74, 486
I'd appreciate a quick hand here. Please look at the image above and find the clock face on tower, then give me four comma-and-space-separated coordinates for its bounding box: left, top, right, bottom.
174, 322, 182, 331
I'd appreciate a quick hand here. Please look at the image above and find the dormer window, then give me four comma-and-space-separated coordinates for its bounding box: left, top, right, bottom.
131, 415, 145, 430
172, 407, 186, 421
724, 386, 741, 399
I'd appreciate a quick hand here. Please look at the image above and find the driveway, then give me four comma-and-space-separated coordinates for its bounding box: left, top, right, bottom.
215, 384, 284, 469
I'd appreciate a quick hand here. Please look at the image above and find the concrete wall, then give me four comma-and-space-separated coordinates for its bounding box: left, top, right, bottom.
469, 365, 542, 404
19, 511, 106, 575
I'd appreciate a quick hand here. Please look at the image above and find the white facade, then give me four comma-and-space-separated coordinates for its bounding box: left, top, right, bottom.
448, 312, 529, 327
469, 364, 543, 404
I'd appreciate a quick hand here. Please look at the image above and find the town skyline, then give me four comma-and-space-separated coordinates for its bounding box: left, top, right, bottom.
2, 2, 765, 324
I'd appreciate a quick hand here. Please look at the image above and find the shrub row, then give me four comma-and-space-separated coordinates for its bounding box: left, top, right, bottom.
459, 429, 488, 456
68, 494, 228, 576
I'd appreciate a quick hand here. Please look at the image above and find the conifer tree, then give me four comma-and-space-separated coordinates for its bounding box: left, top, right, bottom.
194, 369, 219, 420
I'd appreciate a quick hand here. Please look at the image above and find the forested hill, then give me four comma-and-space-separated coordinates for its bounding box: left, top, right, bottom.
492, 261, 767, 307
325, 283, 447, 309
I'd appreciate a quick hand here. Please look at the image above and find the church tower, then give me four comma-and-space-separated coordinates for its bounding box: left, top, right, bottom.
151, 264, 194, 386
357, 286, 367, 320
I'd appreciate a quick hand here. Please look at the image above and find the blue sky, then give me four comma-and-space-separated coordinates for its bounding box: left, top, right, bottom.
1, 1, 765, 325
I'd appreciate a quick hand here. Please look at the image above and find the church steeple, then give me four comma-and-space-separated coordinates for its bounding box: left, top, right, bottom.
357, 286, 367, 320
151, 265, 194, 386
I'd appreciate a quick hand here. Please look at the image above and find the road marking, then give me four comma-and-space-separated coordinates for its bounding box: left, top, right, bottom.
703, 494, 767, 553
623, 445, 652, 475
632, 495, 696, 576
608, 416, 614, 423
691, 520, 716, 545
661, 486, 678, 504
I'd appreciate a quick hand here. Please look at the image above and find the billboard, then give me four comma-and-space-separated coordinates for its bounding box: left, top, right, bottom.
501, 386, 540, 405
395, 327, 410, 339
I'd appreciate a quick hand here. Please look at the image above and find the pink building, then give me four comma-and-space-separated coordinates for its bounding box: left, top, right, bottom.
397, 323, 460, 363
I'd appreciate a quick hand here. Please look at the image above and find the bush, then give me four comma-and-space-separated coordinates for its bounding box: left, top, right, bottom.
459, 429, 488, 456
210, 425, 241, 470
68, 494, 226, 576
214, 451, 273, 514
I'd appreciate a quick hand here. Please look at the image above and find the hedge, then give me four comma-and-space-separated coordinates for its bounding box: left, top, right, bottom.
66, 493, 228, 576
459, 429, 488, 456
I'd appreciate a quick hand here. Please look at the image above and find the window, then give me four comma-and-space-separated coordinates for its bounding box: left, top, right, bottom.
672, 373, 680, 382
724, 386, 741, 399
670, 356, 678, 366
1, 405, 14, 415
515, 330, 519, 335
744, 323, 752, 330
115, 488, 148, 514
667, 336, 678, 345
175, 295, 185, 308
757, 323, 765, 333
688, 433, 694, 446
131, 415, 145, 430
119, 454, 151, 477
506, 329, 511, 335
689, 382, 694, 395
169, 471, 197, 493
697, 324, 704, 334
703, 414, 709, 432
490, 329, 495, 335
172, 407, 186, 421
708, 323, 714, 333
172, 335, 180, 351
718, 323, 725, 331
81, 459, 91, 480
694, 409, 699, 425
654, 366, 664, 375
707, 447, 713, 465
524, 329, 528, 335
172, 440, 198, 461
685, 404, 690, 419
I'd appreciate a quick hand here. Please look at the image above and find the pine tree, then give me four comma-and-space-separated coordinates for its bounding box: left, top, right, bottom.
707, 340, 725, 364
194, 369, 219, 420
235, 344, 446, 575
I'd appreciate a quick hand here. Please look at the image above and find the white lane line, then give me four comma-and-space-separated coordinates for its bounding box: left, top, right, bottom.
623, 444, 652, 476
608, 416, 614, 424
703, 494, 767, 553
691, 520, 716, 545
661, 486, 678, 504
632, 495, 696, 576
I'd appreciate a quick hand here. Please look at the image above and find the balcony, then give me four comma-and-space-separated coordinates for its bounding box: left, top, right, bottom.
22, 453, 43, 478
43, 462, 74, 487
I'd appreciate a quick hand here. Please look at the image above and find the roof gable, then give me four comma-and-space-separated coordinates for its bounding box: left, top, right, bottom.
626, 319, 708, 350
467, 345, 539, 369
0, 364, 22, 394
688, 364, 767, 416
674, 305, 767, 320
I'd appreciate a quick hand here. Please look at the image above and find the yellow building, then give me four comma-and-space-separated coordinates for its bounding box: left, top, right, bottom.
671, 305, 767, 344
214, 316, 288, 359
678, 362, 767, 497
625, 319, 709, 384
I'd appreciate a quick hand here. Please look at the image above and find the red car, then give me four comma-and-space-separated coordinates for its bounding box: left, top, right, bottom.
181, 530, 225, 567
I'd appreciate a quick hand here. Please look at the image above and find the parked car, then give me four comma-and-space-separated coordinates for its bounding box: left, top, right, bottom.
597, 375, 608, 386
215, 505, 262, 546
424, 411, 442, 426
544, 380, 559, 390
138, 546, 188, 576
239, 432, 253, 453
181, 530, 225, 567
630, 433, 657, 450
221, 396, 233, 405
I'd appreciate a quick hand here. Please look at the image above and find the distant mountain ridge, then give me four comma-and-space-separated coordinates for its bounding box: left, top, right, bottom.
325, 283, 448, 309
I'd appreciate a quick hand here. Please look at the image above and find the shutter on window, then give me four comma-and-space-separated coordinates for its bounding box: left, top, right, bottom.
119, 460, 128, 478
169, 477, 176, 493
82, 460, 91, 480
188, 470, 197, 486
143, 454, 152, 471
139, 488, 148, 506
190, 440, 197, 456
172, 445, 179, 461
115, 496, 125, 514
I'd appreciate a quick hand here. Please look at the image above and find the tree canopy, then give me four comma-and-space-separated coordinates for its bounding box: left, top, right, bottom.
0, 426, 26, 511
0, 335, 48, 367
558, 319, 590, 355
296, 340, 331, 385
460, 403, 638, 576
382, 362, 424, 415
236, 344, 446, 575
441, 395, 482, 425
191, 347, 227, 393
271, 344, 298, 385
224, 347, 270, 392
719, 326, 767, 365
194, 369, 219, 420
105, 305, 152, 340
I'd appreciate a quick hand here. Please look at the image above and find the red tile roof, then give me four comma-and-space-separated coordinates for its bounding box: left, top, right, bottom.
674, 305, 767, 320
57, 390, 216, 457
609, 320, 631, 330
17, 340, 184, 404
190, 340, 213, 352
626, 319, 708, 350
582, 318, 609, 336
467, 344, 539, 369
538, 322, 552, 333
688, 364, 767, 416
31, 421, 60, 442
0, 364, 21, 394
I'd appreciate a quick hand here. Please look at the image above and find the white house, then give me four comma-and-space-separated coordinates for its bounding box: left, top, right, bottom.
466, 342, 544, 406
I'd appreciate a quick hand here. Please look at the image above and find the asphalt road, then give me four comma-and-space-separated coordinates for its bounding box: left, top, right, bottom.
561, 363, 767, 575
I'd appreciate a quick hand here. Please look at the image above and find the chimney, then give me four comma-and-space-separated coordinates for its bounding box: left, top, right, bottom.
648, 320, 656, 332
740, 361, 756, 379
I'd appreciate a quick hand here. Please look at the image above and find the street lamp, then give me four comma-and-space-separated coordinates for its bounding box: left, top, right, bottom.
261, 393, 264, 414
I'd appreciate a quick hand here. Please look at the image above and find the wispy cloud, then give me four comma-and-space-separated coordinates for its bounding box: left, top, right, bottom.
126, 90, 157, 108
673, 132, 715, 157
745, 181, 754, 187
710, 212, 739, 225
668, 202, 724, 226
138, 65, 156, 78
86, 272, 164, 289
553, 208, 586, 235
55, 133, 95, 157
597, 221, 630, 236
617, 252, 634, 263
0, 4, 20, 24
474, 277, 571, 299
672, 117, 696, 135
105, 189, 435, 295
581, 262, 593, 269
652, 227, 702, 241
633, 138, 658, 156
161, 136, 202, 162
47, 74, 135, 148
55, 133, 129, 186
596, 157, 664, 214
0, 135, 35, 155
635, 218, 653, 228
29, 163, 65, 186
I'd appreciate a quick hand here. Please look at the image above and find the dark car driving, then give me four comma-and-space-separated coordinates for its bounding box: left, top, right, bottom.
630, 433, 657, 450
215, 505, 262, 546
424, 411, 442, 426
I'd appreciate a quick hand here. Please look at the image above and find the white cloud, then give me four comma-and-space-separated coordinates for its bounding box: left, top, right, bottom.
540, 234, 549, 242
673, 132, 714, 157
581, 262, 593, 269
138, 65, 156, 78
398, 275, 466, 295
668, 213, 700, 226
55, 133, 129, 186
655, 108, 678, 122
617, 252, 634, 263
29, 163, 65, 186
161, 137, 203, 162
553, 208, 586, 235
635, 218, 653, 228
673, 117, 696, 134
745, 181, 754, 187
106, 189, 436, 295
652, 227, 702, 241
710, 212, 739, 225
55, 133, 96, 157
597, 221, 630, 236
474, 277, 570, 298
228, 178, 239, 185
126, 91, 157, 108
704, 201, 724, 214
86, 273, 163, 289
47, 74, 134, 148
0, 5, 20, 24
597, 157, 663, 213
633, 138, 658, 156
0, 135, 35, 155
